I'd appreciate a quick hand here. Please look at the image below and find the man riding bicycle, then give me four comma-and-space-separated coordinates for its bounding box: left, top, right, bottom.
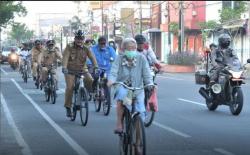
107, 38, 154, 133
134, 34, 161, 71
89, 36, 117, 91
31, 39, 45, 81
62, 30, 98, 117
19, 43, 32, 77
39, 39, 62, 90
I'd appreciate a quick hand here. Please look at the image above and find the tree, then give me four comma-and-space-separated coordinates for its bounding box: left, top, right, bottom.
9, 22, 35, 44
68, 16, 84, 34
0, 1, 27, 27
198, 20, 219, 41
218, 1, 247, 24
169, 22, 179, 36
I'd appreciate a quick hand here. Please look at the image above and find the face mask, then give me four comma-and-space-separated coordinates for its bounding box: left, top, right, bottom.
125, 50, 137, 59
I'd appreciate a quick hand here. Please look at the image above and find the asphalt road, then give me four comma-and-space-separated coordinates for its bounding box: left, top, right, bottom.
1, 63, 250, 155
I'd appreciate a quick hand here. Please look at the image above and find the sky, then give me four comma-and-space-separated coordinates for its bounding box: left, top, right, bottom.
13, 1, 88, 34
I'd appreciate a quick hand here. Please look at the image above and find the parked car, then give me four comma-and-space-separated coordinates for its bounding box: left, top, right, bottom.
0, 46, 20, 64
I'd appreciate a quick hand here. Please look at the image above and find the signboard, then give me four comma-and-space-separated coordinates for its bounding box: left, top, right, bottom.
89, 1, 101, 10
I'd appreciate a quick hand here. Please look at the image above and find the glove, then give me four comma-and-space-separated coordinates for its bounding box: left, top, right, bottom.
62, 67, 68, 74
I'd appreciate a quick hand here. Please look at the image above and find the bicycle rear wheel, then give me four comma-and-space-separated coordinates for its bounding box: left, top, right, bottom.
80, 87, 89, 126
50, 87, 56, 104
129, 115, 146, 155
103, 86, 111, 116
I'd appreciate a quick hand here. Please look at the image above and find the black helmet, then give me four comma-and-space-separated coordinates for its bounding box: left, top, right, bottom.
218, 33, 231, 48
46, 39, 55, 46
35, 40, 41, 45
74, 30, 85, 39
134, 34, 146, 44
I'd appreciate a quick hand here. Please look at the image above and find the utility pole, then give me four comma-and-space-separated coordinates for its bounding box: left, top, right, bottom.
167, 1, 171, 54
0, 27, 2, 51
139, 1, 142, 34
178, 1, 184, 52
113, 14, 116, 38
90, 11, 93, 38
101, 1, 104, 36
60, 28, 63, 52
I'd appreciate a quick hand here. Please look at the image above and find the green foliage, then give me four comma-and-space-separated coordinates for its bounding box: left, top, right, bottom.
198, 20, 219, 41
218, 1, 247, 24
169, 22, 179, 36
9, 22, 34, 43
167, 52, 201, 66
0, 1, 27, 27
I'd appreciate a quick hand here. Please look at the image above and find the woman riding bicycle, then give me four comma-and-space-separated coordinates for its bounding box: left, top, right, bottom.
107, 38, 154, 133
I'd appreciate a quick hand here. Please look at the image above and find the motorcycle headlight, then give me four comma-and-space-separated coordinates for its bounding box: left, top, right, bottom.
211, 84, 221, 94
229, 70, 243, 79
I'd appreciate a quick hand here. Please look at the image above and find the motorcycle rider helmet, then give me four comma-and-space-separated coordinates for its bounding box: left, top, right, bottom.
74, 30, 85, 40
134, 34, 146, 44
218, 33, 231, 48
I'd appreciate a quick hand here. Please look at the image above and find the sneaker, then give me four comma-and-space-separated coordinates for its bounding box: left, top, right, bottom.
66, 107, 71, 117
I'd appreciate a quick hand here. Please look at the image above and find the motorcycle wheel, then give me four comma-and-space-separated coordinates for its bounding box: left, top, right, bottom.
230, 87, 243, 115
205, 88, 218, 111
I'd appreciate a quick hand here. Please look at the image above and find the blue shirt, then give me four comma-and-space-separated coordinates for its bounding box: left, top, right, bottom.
89, 44, 116, 74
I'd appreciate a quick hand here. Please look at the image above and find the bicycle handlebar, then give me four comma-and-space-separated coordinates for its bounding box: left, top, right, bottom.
112, 82, 154, 91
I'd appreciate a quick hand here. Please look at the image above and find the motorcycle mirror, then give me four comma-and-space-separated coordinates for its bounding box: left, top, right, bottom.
247, 59, 250, 63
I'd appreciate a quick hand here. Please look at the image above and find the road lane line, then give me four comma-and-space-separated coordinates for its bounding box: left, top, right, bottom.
214, 148, 235, 155
178, 98, 206, 107
0, 67, 8, 75
153, 121, 191, 138
157, 75, 185, 81
11, 79, 89, 155
1, 94, 33, 155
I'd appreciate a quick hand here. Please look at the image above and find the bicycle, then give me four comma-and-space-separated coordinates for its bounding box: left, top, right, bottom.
35, 64, 41, 89
43, 64, 57, 104
20, 55, 31, 83
112, 82, 154, 155
68, 70, 89, 126
93, 68, 111, 116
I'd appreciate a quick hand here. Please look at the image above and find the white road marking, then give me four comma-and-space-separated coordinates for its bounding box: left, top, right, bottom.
157, 75, 185, 81
1, 94, 33, 155
0, 67, 8, 75
153, 121, 191, 138
177, 98, 206, 107
11, 79, 89, 155
214, 148, 235, 155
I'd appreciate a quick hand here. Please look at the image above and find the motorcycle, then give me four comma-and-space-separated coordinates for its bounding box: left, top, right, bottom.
196, 49, 250, 115
8, 53, 19, 70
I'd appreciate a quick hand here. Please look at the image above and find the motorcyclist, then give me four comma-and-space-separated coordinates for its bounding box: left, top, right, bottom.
31, 40, 45, 81
89, 36, 117, 92
39, 39, 62, 90
209, 33, 241, 84
8, 48, 19, 66
62, 30, 98, 117
19, 43, 32, 77
134, 34, 161, 71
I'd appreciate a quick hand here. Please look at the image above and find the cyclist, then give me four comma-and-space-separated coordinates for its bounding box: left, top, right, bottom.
134, 34, 162, 71
107, 38, 154, 133
31, 39, 45, 81
62, 30, 98, 117
19, 43, 32, 77
90, 36, 117, 92
39, 39, 62, 90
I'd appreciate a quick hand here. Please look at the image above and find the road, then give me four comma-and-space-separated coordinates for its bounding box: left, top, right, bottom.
1, 63, 250, 155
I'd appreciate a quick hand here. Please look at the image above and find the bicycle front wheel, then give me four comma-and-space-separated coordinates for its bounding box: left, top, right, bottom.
50, 87, 56, 104
130, 115, 146, 155
103, 85, 111, 116
80, 87, 89, 126
71, 93, 77, 121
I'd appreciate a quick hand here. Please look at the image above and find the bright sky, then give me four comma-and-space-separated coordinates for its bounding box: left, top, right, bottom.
14, 1, 87, 32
